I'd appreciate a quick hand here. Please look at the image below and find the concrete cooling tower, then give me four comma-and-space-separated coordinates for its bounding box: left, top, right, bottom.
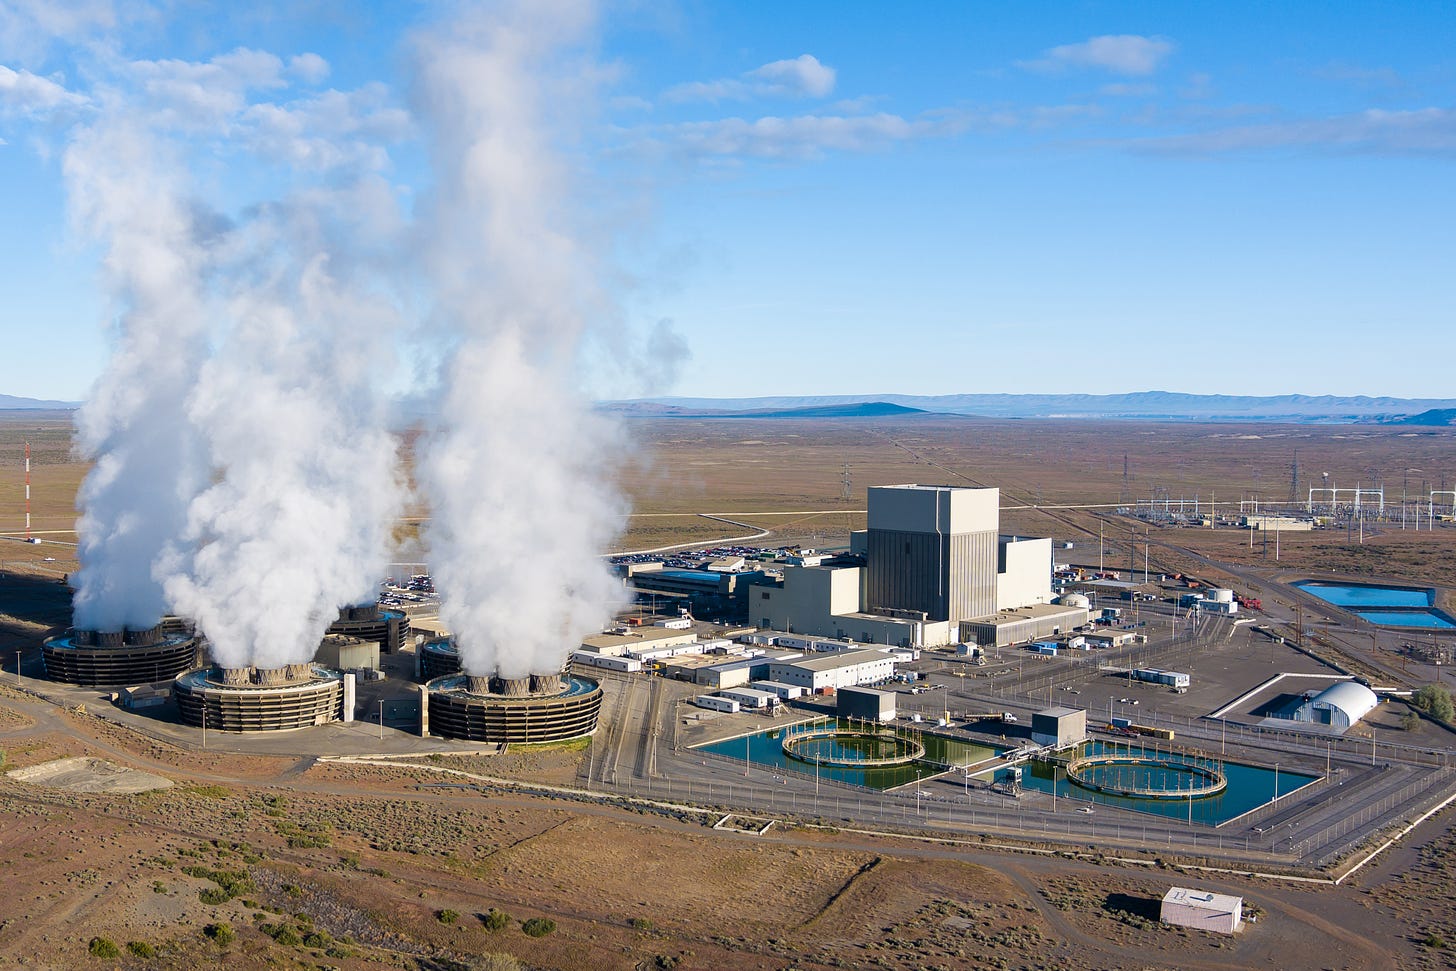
172, 663, 344, 732
417, 637, 463, 681
424, 670, 603, 743
42, 620, 200, 686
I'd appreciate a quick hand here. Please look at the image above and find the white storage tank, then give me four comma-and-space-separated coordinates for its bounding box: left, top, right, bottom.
1208, 588, 1235, 603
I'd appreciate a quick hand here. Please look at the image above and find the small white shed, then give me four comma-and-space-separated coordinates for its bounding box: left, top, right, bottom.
1161, 887, 1243, 934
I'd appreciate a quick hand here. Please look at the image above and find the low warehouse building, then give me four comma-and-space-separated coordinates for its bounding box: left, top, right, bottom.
718, 686, 777, 710
959, 603, 1089, 649
750, 680, 804, 700
1161, 887, 1243, 934
1294, 681, 1379, 731
837, 686, 896, 722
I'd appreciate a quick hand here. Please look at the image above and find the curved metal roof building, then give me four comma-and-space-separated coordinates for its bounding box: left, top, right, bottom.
1296, 681, 1379, 731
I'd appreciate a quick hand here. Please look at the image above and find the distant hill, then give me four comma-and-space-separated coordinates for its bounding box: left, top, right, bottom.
1384, 408, 1456, 427
0, 393, 77, 410
607, 400, 926, 420
609, 391, 1456, 423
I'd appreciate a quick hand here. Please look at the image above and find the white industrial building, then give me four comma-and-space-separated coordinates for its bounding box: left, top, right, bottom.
718, 686, 777, 710
1161, 887, 1243, 934
768, 650, 896, 692
1294, 681, 1379, 731
750, 680, 804, 700
753, 485, 1056, 648
959, 602, 1090, 649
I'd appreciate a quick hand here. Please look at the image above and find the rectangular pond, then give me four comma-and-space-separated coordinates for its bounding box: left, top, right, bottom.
1296, 581, 1454, 629
695, 718, 1006, 790
984, 739, 1319, 826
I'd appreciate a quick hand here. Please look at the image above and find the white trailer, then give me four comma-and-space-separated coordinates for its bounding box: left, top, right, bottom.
572, 652, 643, 673
694, 695, 740, 713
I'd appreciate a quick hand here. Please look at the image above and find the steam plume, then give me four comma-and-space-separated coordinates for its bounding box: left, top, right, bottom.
162, 200, 406, 670
65, 117, 210, 633
412, 0, 630, 678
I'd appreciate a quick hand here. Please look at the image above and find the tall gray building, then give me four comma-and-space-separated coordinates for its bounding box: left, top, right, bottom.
864, 484, 999, 623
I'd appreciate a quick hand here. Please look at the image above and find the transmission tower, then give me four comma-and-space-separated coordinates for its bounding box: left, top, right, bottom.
1288, 450, 1299, 504
1122, 453, 1130, 504
841, 464, 852, 501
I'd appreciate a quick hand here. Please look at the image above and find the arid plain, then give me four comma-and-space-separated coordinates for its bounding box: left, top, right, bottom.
3, 411, 1456, 970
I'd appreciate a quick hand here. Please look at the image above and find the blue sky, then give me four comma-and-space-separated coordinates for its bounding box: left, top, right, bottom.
1, 1, 1453, 402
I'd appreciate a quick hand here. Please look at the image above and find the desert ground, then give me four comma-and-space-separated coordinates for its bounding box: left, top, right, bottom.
1, 679, 1446, 971
3, 410, 1456, 968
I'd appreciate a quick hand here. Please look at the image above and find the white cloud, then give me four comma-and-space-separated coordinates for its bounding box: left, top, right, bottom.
0, 0, 118, 62
287, 52, 330, 85
662, 110, 958, 160
0, 63, 89, 116
240, 83, 410, 172
128, 47, 287, 130
663, 53, 835, 103
1128, 107, 1456, 156
746, 54, 836, 98
1020, 35, 1175, 76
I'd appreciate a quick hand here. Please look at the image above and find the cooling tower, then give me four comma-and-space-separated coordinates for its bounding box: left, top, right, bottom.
172, 663, 343, 732
42, 621, 200, 686
425, 671, 602, 743
327, 602, 410, 654
418, 638, 463, 681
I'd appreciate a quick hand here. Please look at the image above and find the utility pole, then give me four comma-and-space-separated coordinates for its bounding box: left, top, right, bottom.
23, 441, 32, 540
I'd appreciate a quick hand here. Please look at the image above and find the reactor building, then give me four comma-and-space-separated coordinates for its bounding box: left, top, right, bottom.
753, 484, 1076, 647
42, 620, 200, 686
424, 670, 604, 743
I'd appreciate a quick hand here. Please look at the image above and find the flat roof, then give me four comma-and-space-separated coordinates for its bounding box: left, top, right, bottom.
839, 686, 891, 698
659, 654, 722, 669
1162, 887, 1243, 912
582, 628, 695, 650
1036, 706, 1083, 719
965, 603, 1088, 625
777, 649, 894, 672
719, 687, 777, 700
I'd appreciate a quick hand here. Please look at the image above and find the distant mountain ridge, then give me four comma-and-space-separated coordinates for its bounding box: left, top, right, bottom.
610, 400, 925, 419
1386, 408, 1456, 427
0, 393, 77, 410
607, 391, 1456, 423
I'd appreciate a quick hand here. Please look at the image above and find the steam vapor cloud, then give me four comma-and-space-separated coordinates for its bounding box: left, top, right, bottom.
413, 0, 630, 678
61, 57, 406, 669
66, 117, 211, 634
43, 0, 632, 677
